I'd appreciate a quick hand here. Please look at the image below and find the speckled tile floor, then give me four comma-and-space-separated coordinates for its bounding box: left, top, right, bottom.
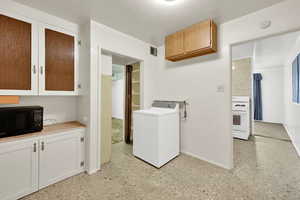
112, 118, 123, 144
22, 136, 300, 200
254, 121, 291, 141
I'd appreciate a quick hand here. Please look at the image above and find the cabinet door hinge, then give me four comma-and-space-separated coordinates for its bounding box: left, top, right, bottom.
80, 137, 84, 142
80, 161, 84, 167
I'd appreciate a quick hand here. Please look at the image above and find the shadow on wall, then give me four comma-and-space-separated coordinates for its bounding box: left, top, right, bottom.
165, 53, 221, 69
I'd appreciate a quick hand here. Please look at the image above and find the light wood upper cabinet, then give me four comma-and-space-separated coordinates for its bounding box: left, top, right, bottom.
165, 31, 185, 59
184, 20, 211, 53
165, 19, 217, 62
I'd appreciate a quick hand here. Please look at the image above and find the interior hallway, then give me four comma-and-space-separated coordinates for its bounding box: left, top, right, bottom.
254, 121, 291, 141
112, 118, 123, 144
22, 136, 300, 200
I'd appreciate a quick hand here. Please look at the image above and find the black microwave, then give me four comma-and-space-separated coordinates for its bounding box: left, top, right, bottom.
0, 106, 43, 138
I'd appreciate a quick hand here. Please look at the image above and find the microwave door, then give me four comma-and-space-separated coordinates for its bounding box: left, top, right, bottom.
0, 112, 16, 138
15, 111, 30, 135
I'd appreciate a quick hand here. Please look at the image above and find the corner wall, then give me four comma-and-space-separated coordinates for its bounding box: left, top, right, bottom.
88, 21, 160, 173
156, 0, 300, 168
284, 36, 300, 156
253, 67, 284, 124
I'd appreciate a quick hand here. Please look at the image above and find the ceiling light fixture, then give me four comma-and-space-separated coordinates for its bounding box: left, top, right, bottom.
156, 0, 182, 6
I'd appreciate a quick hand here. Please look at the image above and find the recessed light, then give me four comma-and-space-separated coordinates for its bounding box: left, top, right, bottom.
260, 20, 272, 29
156, 0, 182, 6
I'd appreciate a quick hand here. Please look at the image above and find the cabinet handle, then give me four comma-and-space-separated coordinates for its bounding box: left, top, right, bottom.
33, 143, 37, 152
33, 65, 36, 74
41, 141, 45, 151
40, 66, 43, 75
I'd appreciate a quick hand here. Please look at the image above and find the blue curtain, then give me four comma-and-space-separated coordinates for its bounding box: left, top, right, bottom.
292, 55, 300, 103
253, 73, 263, 121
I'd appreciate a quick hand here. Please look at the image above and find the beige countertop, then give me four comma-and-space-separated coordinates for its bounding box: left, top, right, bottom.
0, 121, 86, 144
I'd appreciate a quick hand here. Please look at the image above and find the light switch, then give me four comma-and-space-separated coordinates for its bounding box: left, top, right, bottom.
217, 85, 225, 93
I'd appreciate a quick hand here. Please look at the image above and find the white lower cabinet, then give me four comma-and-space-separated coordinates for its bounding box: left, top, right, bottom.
39, 131, 84, 189
0, 139, 38, 200
0, 129, 85, 200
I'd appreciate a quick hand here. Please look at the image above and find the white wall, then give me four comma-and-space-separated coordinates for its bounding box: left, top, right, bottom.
253, 67, 284, 124
112, 79, 124, 119
156, 0, 300, 169
284, 35, 300, 156
88, 20, 160, 173
232, 42, 254, 61
0, 97, 78, 125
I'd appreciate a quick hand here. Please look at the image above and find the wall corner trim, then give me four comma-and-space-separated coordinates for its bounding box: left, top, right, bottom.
283, 124, 300, 157
181, 150, 233, 170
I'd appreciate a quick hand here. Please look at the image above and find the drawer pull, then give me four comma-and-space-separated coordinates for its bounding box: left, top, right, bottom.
41, 141, 45, 151
33, 143, 37, 152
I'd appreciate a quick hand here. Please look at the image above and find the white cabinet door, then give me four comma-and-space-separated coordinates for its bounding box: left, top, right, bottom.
0, 11, 38, 96
38, 24, 79, 96
0, 139, 38, 200
39, 130, 84, 189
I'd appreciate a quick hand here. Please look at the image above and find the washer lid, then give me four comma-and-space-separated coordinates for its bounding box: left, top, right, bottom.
134, 107, 177, 116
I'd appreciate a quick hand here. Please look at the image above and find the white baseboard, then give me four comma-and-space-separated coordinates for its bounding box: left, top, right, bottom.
283, 124, 300, 157
86, 167, 100, 175
181, 150, 233, 170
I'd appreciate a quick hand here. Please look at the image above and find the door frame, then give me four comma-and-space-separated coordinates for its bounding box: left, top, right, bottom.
124, 65, 133, 144
93, 48, 144, 173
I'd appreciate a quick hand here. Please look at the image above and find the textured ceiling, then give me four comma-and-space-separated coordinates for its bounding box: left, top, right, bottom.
14, 0, 285, 46
232, 30, 300, 68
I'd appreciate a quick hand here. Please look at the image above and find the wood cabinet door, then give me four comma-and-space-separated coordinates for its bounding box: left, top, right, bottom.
165, 31, 185, 59
39, 26, 77, 95
184, 20, 212, 53
0, 13, 38, 95
39, 131, 84, 189
0, 138, 39, 200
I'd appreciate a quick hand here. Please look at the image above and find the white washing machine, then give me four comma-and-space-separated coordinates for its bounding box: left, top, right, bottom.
133, 101, 180, 168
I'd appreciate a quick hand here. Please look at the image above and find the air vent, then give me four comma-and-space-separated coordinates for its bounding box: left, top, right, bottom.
150, 46, 157, 56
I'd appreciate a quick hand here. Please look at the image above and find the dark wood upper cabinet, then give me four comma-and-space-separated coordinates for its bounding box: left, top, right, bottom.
0, 14, 32, 90
165, 19, 217, 62
45, 29, 75, 91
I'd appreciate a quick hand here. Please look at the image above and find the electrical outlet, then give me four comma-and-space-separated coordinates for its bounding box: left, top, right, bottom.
82, 116, 88, 122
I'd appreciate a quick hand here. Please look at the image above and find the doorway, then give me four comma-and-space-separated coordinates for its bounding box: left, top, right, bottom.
230, 30, 300, 170
100, 50, 141, 165
230, 30, 300, 197
231, 31, 300, 142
